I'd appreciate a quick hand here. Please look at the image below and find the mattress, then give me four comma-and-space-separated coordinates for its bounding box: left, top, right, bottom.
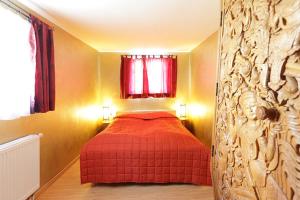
80, 112, 212, 185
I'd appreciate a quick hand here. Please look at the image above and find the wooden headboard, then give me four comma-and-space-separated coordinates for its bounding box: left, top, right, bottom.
116, 110, 176, 116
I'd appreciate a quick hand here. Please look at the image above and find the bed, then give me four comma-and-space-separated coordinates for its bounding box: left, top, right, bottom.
80, 111, 212, 185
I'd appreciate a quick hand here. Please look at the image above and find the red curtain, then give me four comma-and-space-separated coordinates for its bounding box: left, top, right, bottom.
120, 55, 177, 99
31, 16, 55, 113
120, 56, 132, 99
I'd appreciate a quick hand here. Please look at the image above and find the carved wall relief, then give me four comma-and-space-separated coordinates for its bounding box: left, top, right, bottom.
214, 0, 300, 199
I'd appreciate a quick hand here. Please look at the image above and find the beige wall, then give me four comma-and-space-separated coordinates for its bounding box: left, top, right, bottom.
0, 27, 100, 186
98, 52, 190, 111
190, 31, 219, 146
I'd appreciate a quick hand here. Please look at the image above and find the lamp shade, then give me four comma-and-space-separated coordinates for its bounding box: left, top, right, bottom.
102, 106, 111, 122
178, 104, 186, 119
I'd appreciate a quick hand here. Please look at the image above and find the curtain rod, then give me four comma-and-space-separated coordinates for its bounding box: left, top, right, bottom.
0, 0, 55, 30
122, 55, 177, 58
0, 0, 30, 21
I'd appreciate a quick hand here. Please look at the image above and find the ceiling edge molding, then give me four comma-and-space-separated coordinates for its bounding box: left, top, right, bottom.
15, 0, 59, 26
15, 0, 98, 52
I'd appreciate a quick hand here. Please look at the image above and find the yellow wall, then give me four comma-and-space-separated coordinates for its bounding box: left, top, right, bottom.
190, 31, 219, 146
98, 52, 190, 111
0, 26, 100, 186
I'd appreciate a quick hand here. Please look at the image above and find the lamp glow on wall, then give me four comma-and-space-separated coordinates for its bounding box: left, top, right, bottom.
188, 103, 208, 118
75, 105, 102, 121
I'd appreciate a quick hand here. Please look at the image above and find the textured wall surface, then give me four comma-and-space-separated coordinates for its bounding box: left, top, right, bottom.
190, 32, 219, 146
0, 26, 99, 186
213, 0, 300, 199
98, 52, 190, 111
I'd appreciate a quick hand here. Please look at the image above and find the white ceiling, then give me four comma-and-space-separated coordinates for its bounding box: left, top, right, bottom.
17, 0, 220, 53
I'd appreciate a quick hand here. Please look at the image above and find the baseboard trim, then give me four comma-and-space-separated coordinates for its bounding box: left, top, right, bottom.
35, 155, 80, 198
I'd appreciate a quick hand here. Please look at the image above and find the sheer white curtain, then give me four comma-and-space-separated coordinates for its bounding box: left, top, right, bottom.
129, 58, 143, 95
145, 58, 167, 94
0, 5, 36, 120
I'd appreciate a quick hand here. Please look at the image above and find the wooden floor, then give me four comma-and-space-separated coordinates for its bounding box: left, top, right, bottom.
38, 160, 214, 200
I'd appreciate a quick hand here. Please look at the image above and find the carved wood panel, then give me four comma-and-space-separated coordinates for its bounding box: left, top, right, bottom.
213, 0, 300, 199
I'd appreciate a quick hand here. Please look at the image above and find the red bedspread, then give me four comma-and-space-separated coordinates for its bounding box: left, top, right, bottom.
80, 112, 212, 185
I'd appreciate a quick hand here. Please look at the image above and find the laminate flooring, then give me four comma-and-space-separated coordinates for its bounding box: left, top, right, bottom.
38, 160, 214, 200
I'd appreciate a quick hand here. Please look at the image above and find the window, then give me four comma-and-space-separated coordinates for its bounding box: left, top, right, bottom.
120, 55, 177, 99
0, 5, 36, 120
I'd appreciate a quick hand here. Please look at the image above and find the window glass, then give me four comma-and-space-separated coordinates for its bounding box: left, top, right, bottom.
0, 5, 36, 120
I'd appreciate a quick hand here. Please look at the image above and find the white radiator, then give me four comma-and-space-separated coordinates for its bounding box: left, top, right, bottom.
0, 134, 41, 200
